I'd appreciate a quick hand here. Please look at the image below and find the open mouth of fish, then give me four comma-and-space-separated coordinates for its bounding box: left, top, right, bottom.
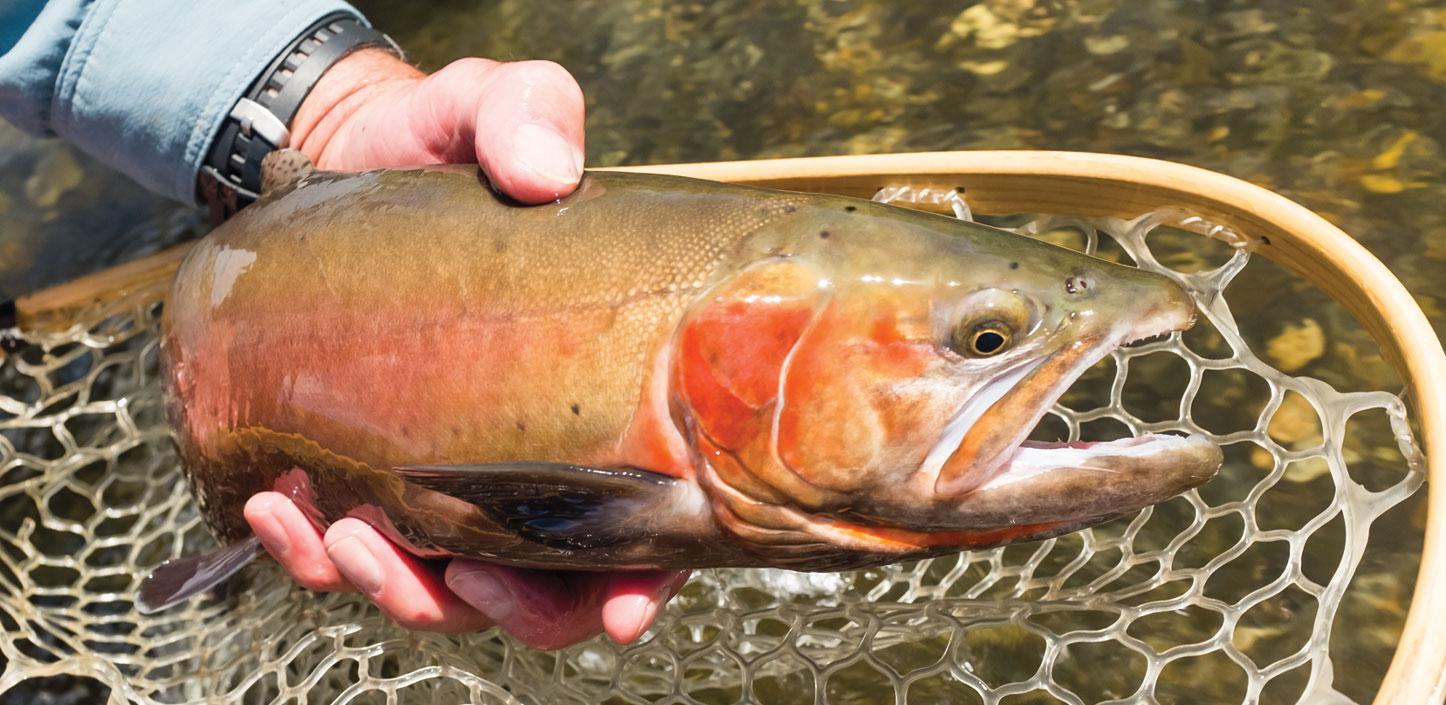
920, 308, 1218, 509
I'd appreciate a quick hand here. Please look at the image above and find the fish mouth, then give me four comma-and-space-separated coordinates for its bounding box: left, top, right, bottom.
923, 297, 1217, 511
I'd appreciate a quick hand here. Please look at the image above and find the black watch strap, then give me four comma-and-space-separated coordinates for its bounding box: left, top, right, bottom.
199, 12, 400, 222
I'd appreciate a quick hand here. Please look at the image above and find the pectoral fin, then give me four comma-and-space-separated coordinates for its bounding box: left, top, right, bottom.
393, 463, 700, 551
135, 536, 263, 614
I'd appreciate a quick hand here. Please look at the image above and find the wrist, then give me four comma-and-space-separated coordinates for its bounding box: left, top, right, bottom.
197, 13, 399, 221
291, 49, 423, 166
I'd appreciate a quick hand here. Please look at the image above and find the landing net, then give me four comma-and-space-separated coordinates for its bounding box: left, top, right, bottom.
0, 189, 1424, 704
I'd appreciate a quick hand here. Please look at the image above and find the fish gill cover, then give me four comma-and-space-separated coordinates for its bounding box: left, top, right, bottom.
0, 188, 1424, 705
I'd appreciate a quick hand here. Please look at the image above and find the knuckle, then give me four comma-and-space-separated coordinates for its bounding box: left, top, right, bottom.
509, 60, 580, 92
518, 58, 564, 73
441, 56, 497, 76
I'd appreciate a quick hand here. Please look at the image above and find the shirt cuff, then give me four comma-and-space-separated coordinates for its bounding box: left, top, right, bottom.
49, 0, 366, 204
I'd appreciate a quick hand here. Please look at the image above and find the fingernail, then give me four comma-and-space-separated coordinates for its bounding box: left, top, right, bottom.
614, 577, 678, 644
326, 535, 384, 596
448, 568, 515, 622
620, 594, 660, 644
513, 123, 582, 185
250, 505, 291, 558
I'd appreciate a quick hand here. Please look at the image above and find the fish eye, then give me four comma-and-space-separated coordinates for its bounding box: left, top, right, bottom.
952, 321, 1014, 358
942, 288, 1033, 359
966, 323, 1012, 357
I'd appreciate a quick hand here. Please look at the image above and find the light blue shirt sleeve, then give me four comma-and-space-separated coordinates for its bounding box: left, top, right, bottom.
0, 0, 366, 204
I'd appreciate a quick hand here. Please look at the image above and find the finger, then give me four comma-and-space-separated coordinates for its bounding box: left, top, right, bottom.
449, 59, 586, 204
244, 492, 350, 591
601, 570, 691, 645
445, 562, 608, 650
323, 518, 493, 633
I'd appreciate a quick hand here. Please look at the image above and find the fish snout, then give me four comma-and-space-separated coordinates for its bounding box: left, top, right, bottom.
1118, 274, 1198, 344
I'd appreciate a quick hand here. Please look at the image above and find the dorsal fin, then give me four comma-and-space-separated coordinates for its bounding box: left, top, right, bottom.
260, 149, 315, 194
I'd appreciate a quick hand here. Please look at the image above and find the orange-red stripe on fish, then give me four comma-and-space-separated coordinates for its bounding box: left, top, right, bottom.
814, 518, 1063, 552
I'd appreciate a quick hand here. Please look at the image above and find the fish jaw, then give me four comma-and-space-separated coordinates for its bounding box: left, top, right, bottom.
937, 433, 1221, 531
928, 335, 1110, 497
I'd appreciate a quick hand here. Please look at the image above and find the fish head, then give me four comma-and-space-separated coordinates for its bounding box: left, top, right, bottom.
675, 198, 1221, 556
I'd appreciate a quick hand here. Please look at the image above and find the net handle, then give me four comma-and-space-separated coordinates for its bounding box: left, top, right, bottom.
8, 243, 192, 334
11, 150, 1444, 703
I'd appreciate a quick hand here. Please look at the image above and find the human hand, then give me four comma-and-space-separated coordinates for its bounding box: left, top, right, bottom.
289, 49, 585, 204
244, 493, 687, 648
243, 50, 688, 649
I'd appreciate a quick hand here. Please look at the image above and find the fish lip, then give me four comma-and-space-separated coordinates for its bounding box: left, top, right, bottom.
929, 294, 1201, 498
989, 432, 1221, 492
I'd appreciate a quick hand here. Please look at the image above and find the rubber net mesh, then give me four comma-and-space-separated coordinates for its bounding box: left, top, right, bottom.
0, 188, 1425, 705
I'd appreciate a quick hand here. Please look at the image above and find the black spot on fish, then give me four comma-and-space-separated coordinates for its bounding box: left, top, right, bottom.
783, 204, 797, 213
1260, 235, 1272, 245
1009, 262, 1020, 270
571, 403, 581, 416
819, 230, 831, 239
1065, 276, 1090, 295
844, 205, 857, 212
515, 420, 527, 432
955, 186, 966, 193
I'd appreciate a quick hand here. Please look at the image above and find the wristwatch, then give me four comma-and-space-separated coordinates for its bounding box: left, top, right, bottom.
198, 12, 400, 223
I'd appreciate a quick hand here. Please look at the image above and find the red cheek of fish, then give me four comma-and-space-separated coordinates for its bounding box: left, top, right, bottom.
776, 308, 934, 490
675, 277, 817, 452
677, 323, 760, 450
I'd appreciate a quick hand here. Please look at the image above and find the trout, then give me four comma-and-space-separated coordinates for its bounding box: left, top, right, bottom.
139, 155, 1221, 612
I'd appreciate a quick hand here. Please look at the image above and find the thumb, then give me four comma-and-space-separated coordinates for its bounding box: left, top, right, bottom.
434, 59, 586, 204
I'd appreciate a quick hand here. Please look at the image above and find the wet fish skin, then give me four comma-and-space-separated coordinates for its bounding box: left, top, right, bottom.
160, 165, 1220, 574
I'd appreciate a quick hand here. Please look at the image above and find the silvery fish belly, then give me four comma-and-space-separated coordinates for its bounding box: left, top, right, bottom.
141, 159, 1221, 612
